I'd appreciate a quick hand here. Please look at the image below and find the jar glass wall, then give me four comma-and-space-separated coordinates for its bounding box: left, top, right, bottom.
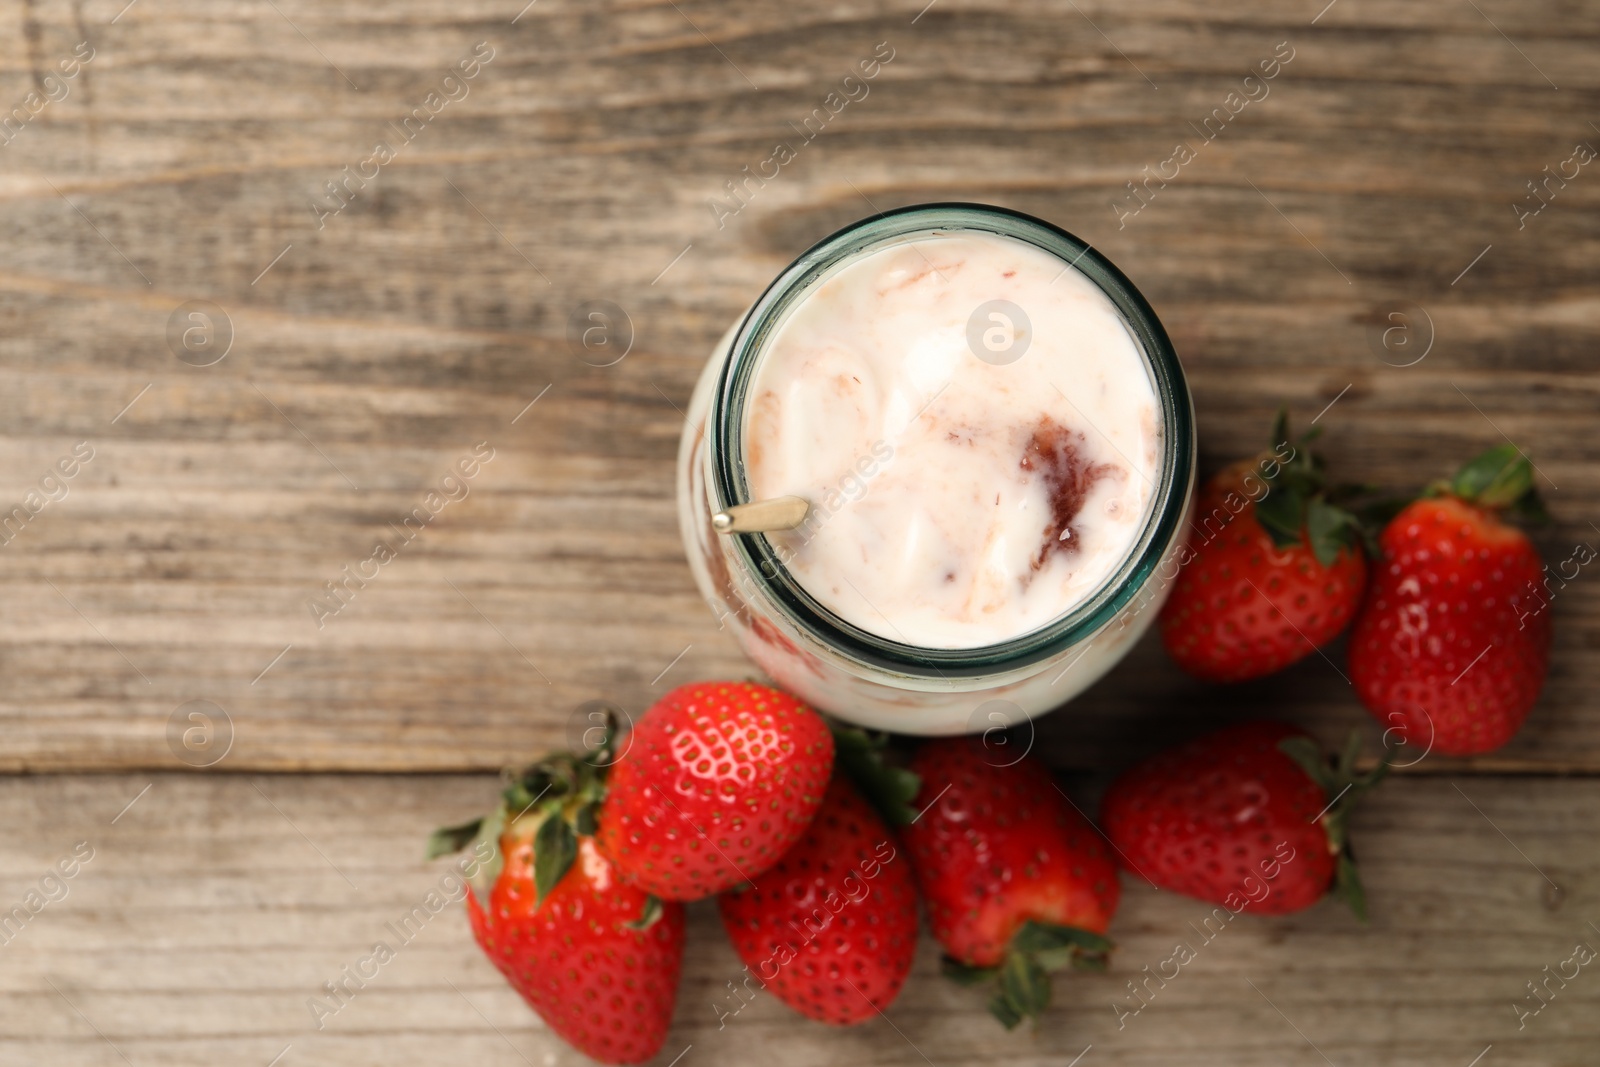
676, 204, 1194, 734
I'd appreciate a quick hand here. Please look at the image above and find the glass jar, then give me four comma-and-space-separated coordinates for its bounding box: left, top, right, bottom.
676, 203, 1194, 734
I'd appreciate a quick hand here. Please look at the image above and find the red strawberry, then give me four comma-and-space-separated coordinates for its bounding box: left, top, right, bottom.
1160, 413, 1368, 683
1101, 720, 1387, 917
1349, 445, 1552, 756
430, 796, 685, 1064
905, 738, 1120, 1029
717, 774, 919, 1025
596, 681, 834, 900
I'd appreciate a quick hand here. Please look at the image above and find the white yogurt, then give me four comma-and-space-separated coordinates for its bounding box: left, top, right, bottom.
742, 232, 1162, 649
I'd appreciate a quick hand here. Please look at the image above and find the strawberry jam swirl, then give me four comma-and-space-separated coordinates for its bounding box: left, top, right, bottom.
742, 231, 1161, 650
1021, 417, 1124, 571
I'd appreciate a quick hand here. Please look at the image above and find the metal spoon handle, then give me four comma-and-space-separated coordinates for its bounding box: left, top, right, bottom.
711, 496, 810, 534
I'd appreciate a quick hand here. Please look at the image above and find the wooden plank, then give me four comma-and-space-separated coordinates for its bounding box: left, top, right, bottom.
0, 771, 1595, 1065
0, 0, 1596, 772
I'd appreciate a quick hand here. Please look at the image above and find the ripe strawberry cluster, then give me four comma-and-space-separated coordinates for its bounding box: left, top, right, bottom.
429, 682, 1129, 1062
1159, 415, 1552, 757
429, 423, 1554, 1064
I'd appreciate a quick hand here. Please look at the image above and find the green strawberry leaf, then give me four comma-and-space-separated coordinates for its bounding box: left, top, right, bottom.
1277, 736, 1335, 794
1447, 442, 1549, 523
574, 801, 599, 837
533, 811, 578, 906
1270, 408, 1290, 454
432, 703, 628, 909
987, 991, 1025, 1030
502, 763, 561, 815
1332, 852, 1367, 922
953, 922, 1116, 1029
1361, 745, 1395, 791
428, 810, 505, 899
1010, 920, 1113, 959
500, 708, 621, 818
1281, 730, 1396, 921
995, 952, 1050, 1028
622, 894, 665, 931
426, 817, 483, 861
1337, 727, 1362, 779
1251, 410, 1380, 560
1253, 487, 1305, 549
465, 804, 506, 898
1306, 497, 1360, 568
574, 703, 627, 769
941, 957, 1000, 987
1015, 922, 1112, 1016
1451, 443, 1532, 507
830, 724, 921, 826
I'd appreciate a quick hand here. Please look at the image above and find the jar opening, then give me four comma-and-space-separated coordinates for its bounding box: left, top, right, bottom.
710, 203, 1193, 678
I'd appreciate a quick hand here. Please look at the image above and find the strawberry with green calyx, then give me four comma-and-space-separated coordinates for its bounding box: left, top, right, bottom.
942, 921, 1115, 1030
1101, 721, 1391, 920
429, 724, 685, 1066
904, 739, 1120, 1030
1431, 441, 1550, 523
1160, 411, 1369, 683
427, 709, 624, 905
1349, 443, 1552, 756
1251, 410, 1368, 566
1278, 728, 1392, 919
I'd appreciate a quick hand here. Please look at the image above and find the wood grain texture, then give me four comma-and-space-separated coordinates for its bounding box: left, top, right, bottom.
0, 0, 1595, 779
1, 772, 1596, 1066
4, 3, 1598, 1063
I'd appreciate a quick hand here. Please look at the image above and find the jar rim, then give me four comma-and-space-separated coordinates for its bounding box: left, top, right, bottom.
709, 203, 1194, 678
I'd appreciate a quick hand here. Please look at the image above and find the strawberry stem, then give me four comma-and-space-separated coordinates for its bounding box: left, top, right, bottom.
426, 817, 484, 861
533, 810, 579, 906
941, 959, 1000, 986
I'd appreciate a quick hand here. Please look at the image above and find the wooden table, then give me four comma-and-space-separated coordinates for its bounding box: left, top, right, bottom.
2, 0, 1596, 1063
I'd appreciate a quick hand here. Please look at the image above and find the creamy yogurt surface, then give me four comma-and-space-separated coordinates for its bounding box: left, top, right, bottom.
741, 231, 1162, 650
